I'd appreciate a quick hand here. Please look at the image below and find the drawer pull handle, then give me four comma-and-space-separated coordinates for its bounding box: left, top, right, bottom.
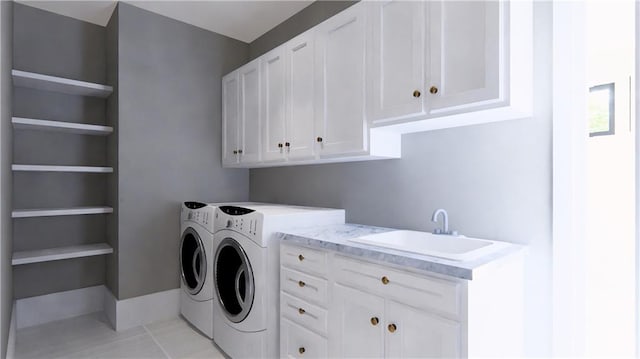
430, 86, 438, 94
298, 308, 306, 315
298, 280, 306, 287
298, 254, 305, 261
299, 347, 306, 354
388, 323, 397, 333
370, 317, 379, 326
413, 89, 421, 98
381, 276, 390, 285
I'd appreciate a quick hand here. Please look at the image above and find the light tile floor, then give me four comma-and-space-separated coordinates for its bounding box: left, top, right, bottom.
15, 313, 226, 359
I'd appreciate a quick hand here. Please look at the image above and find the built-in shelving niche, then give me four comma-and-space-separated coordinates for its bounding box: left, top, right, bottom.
12, 70, 114, 266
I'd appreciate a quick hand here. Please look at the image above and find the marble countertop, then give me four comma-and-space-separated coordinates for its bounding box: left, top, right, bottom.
277, 223, 524, 280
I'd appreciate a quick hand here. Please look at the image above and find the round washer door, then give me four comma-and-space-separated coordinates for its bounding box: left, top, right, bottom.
214, 237, 255, 323
180, 227, 207, 295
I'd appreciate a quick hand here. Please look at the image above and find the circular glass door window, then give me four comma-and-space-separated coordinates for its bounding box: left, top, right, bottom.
180, 227, 206, 295
214, 238, 255, 323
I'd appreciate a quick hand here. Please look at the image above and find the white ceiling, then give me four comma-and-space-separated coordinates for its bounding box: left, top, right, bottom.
16, 0, 313, 43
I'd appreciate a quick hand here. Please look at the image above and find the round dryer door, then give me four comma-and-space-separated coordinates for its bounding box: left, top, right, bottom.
214, 238, 255, 323
180, 227, 207, 295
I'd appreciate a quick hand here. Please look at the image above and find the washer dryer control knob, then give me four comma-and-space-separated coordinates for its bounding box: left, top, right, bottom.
226, 219, 233, 228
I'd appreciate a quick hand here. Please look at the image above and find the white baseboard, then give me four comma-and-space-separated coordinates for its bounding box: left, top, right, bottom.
15, 286, 181, 332
6, 302, 16, 359
104, 288, 181, 331
16, 285, 104, 329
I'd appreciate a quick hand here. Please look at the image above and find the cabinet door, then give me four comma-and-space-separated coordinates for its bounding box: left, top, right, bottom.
315, 3, 368, 157
330, 284, 385, 358
427, 1, 502, 114
369, 0, 425, 123
281, 318, 328, 359
239, 59, 261, 163
261, 47, 287, 162
222, 71, 239, 166
286, 31, 317, 160
385, 300, 461, 358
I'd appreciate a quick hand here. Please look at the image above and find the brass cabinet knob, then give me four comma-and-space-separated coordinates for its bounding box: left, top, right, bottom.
381, 276, 390, 285
298, 308, 306, 315
298, 347, 306, 354
278, 143, 283, 148
238, 149, 243, 154
298, 254, 304, 261
370, 317, 379, 326
388, 323, 397, 333
316, 137, 323, 143
285, 142, 291, 147
298, 280, 306, 287
413, 90, 421, 98
429, 86, 438, 94
233, 150, 238, 154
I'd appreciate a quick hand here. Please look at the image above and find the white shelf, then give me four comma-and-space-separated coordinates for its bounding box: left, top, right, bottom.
12, 70, 113, 98
12, 207, 113, 218
12, 243, 113, 265
12, 165, 113, 173
12, 117, 113, 135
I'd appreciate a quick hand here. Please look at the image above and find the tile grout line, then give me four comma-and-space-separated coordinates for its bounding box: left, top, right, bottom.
143, 325, 173, 359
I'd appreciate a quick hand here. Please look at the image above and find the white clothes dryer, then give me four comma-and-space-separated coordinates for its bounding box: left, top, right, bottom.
212, 204, 345, 358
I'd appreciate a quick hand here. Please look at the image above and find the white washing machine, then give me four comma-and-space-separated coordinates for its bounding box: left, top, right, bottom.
180, 201, 259, 339
179, 201, 217, 338
212, 204, 345, 358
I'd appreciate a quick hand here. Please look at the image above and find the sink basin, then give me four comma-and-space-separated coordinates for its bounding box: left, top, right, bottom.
348, 230, 509, 261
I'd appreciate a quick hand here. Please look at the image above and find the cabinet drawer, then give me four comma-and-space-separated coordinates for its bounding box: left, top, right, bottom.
281, 318, 327, 359
281, 267, 328, 306
334, 255, 460, 318
281, 292, 328, 335
281, 244, 328, 277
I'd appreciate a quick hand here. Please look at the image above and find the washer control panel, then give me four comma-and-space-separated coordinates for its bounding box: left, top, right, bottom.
181, 202, 214, 233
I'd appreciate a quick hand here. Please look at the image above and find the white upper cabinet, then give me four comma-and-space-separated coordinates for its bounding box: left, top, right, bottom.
369, 0, 532, 132
315, 3, 368, 157
239, 59, 262, 164
222, 0, 532, 167
369, 0, 426, 122
224, 59, 262, 166
222, 71, 240, 166
261, 46, 287, 162
286, 31, 317, 160
427, 0, 501, 114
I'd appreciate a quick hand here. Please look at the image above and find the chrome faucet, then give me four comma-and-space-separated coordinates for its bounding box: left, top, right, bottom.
432, 209, 457, 235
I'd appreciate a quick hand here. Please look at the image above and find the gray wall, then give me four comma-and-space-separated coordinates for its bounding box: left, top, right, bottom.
0, 0, 13, 356
105, 4, 119, 299
12, 3, 109, 299
248, 1, 356, 60
115, 3, 249, 299
249, 2, 553, 357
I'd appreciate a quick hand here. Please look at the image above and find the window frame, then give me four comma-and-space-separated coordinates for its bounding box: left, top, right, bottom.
588, 82, 616, 137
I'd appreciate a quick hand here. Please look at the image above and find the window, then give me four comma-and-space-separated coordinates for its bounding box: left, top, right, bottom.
588, 83, 615, 136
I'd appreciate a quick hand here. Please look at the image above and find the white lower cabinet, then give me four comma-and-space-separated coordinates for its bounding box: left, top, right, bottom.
280, 244, 330, 358
281, 319, 328, 359
280, 242, 525, 358
330, 284, 385, 358
385, 300, 461, 358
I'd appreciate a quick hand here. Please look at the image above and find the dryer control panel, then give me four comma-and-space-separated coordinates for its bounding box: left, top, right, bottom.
214, 207, 262, 242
